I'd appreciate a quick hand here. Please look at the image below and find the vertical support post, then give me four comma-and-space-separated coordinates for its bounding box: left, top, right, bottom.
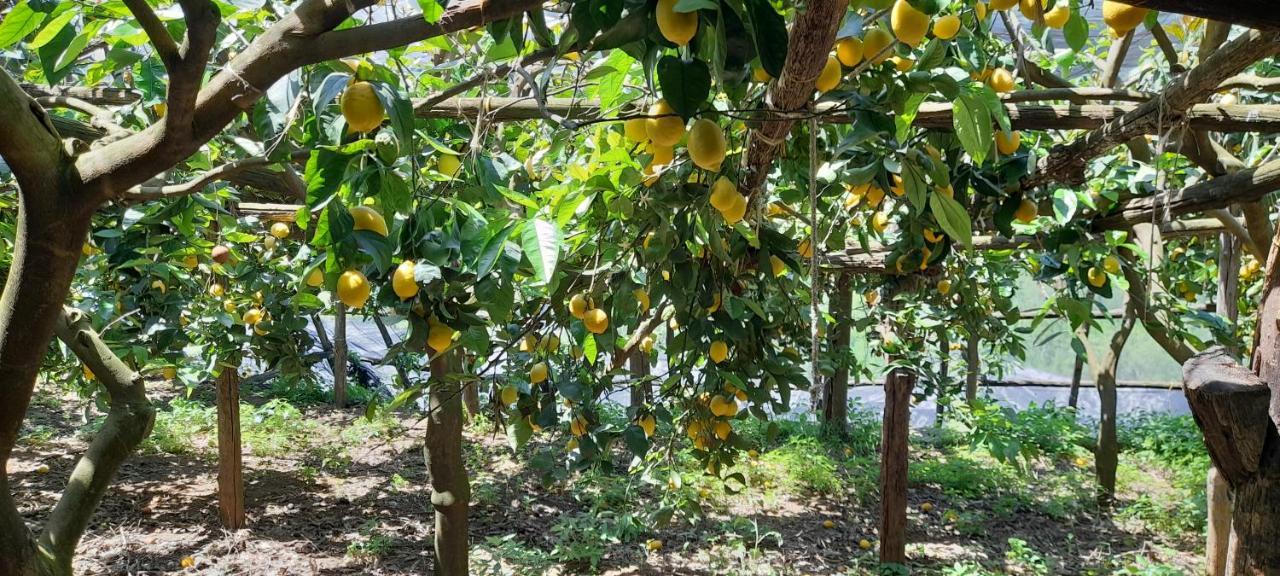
333, 303, 348, 408
426, 350, 469, 576
824, 273, 852, 434
879, 367, 915, 565
964, 331, 979, 405
216, 367, 245, 530
629, 348, 650, 406
1207, 467, 1231, 576
936, 329, 950, 427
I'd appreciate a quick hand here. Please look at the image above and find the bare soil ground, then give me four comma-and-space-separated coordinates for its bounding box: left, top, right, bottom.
7, 381, 1200, 575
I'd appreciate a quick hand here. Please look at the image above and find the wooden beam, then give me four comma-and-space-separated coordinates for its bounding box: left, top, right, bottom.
1093, 158, 1280, 229
878, 367, 914, 564
21, 84, 139, 105
216, 368, 245, 530
1113, 0, 1280, 31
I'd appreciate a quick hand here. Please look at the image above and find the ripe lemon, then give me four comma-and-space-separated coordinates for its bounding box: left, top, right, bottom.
933, 14, 961, 39
438, 153, 462, 178
646, 100, 685, 147
1014, 198, 1037, 223
1018, 0, 1041, 19
1087, 266, 1107, 288
640, 335, 655, 353
891, 0, 929, 47
836, 37, 864, 67
655, 0, 698, 46
721, 190, 748, 225
337, 269, 371, 308
988, 68, 1015, 92
711, 395, 739, 417
159, 366, 178, 381
890, 55, 914, 72
859, 538, 873, 550
798, 238, 813, 259
938, 279, 952, 295
1043, 5, 1069, 28
709, 177, 739, 212
639, 414, 656, 438
263, 236, 277, 251
182, 254, 198, 269
392, 260, 418, 300
890, 174, 906, 197
863, 28, 894, 64
520, 333, 537, 352
1103, 255, 1121, 275
770, 255, 787, 277
989, 0, 1017, 9
500, 384, 519, 405
688, 119, 726, 171
350, 205, 389, 236
306, 268, 324, 288
531, 361, 549, 384
624, 118, 649, 143
341, 81, 384, 132
427, 320, 454, 352
584, 308, 609, 334
752, 64, 772, 83
208, 283, 225, 297
570, 415, 589, 436
1102, 0, 1147, 34
815, 56, 842, 93
648, 141, 675, 166
871, 211, 889, 233
823, 519, 835, 529
569, 293, 589, 318
921, 502, 934, 512
865, 290, 880, 307
976, 1, 988, 19
646, 539, 663, 552
996, 130, 1021, 154
268, 222, 290, 240
713, 420, 731, 440
634, 288, 650, 312
710, 340, 729, 363
242, 308, 264, 325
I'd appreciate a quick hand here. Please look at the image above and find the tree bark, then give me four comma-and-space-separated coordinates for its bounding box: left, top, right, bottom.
824, 274, 852, 434
964, 332, 980, 405
629, 348, 650, 407
333, 303, 348, 408
1086, 295, 1139, 501
216, 368, 246, 530
879, 368, 915, 565
425, 350, 469, 576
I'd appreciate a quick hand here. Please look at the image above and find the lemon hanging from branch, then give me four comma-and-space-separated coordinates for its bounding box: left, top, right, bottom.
890, 0, 929, 47
655, 0, 698, 46
687, 119, 726, 172
350, 205, 389, 236
646, 100, 685, 147
336, 270, 371, 308
340, 80, 384, 133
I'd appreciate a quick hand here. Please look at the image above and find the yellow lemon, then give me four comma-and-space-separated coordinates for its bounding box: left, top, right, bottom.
815, 56, 842, 93
933, 14, 961, 39
987, 67, 1015, 92
864, 290, 880, 306
427, 320, 454, 352
1102, 0, 1147, 34
976, 1, 988, 19
1087, 266, 1107, 288
836, 37, 864, 67
646, 100, 685, 147
921, 502, 934, 512
937, 279, 952, 295
570, 415, 589, 437
350, 205, 389, 236
438, 153, 463, 178
752, 64, 772, 82
687, 118, 727, 171
996, 130, 1021, 154
500, 384, 519, 405
570, 293, 589, 318
1018, 0, 1041, 19
160, 366, 178, 381
182, 254, 198, 269
656, 0, 698, 46
639, 414, 656, 438
640, 335, 655, 353
242, 308, 264, 325
823, 519, 835, 529
337, 269, 371, 308
710, 340, 729, 363
891, 0, 930, 47
392, 260, 418, 300
634, 288, 650, 312
859, 538, 873, 550
1103, 255, 1121, 275
530, 362, 549, 384
770, 255, 787, 277
151, 279, 166, 293
890, 55, 914, 72
721, 190, 748, 225
798, 238, 813, 259
584, 308, 609, 334
709, 176, 739, 212
990, 0, 1017, 9
863, 28, 894, 64
223, 299, 237, 314
306, 268, 324, 288
340, 81, 384, 132
1014, 198, 1037, 223
208, 283, 225, 297
624, 117, 649, 143
269, 222, 290, 239
714, 420, 731, 440
871, 211, 889, 233
1043, 5, 1069, 28
646, 539, 663, 552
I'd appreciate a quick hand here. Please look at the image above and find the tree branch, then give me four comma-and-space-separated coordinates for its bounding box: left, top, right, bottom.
121, 150, 309, 202
1113, 0, 1280, 31
38, 307, 154, 569
122, 0, 181, 66
0, 68, 63, 185
35, 95, 130, 140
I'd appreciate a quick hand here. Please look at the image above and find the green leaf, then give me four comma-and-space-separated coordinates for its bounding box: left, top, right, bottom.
952, 87, 992, 166
583, 333, 598, 366
509, 416, 533, 450
743, 0, 788, 78
304, 148, 352, 210
28, 8, 71, 49
474, 223, 515, 277
656, 56, 711, 118
674, 0, 717, 11
520, 217, 562, 284
895, 91, 926, 143
0, 1, 44, 49
929, 192, 973, 249
416, 0, 445, 24
1063, 7, 1087, 52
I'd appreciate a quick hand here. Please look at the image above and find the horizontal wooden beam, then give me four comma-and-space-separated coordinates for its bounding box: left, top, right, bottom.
1112, 0, 1280, 32
21, 84, 139, 105
1092, 158, 1280, 229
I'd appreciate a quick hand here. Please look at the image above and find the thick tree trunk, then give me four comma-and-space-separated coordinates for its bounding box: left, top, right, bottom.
824, 274, 851, 435
879, 368, 915, 565
1088, 294, 1139, 502
425, 350, 469, 576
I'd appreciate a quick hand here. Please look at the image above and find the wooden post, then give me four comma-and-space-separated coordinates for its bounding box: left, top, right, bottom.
1207, 467, 1231, 576
333, 303, 348, 408
879, 367, 915, 565
425, 349, 469, 576
964, 331, 979, 405
629, 348, 650, 407
825, 273, 852, 434
935, 329, 950, 427
216, 367, 245, 530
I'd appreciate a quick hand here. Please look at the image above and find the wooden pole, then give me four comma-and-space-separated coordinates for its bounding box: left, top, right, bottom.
216, 367, 245, 530
629, 348, 650, 407
879, 367, 915, 565
825, 274, 852, 434
333, 303, 348, 408
964, 332, 979, 405
1207, 467, 1232, 576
